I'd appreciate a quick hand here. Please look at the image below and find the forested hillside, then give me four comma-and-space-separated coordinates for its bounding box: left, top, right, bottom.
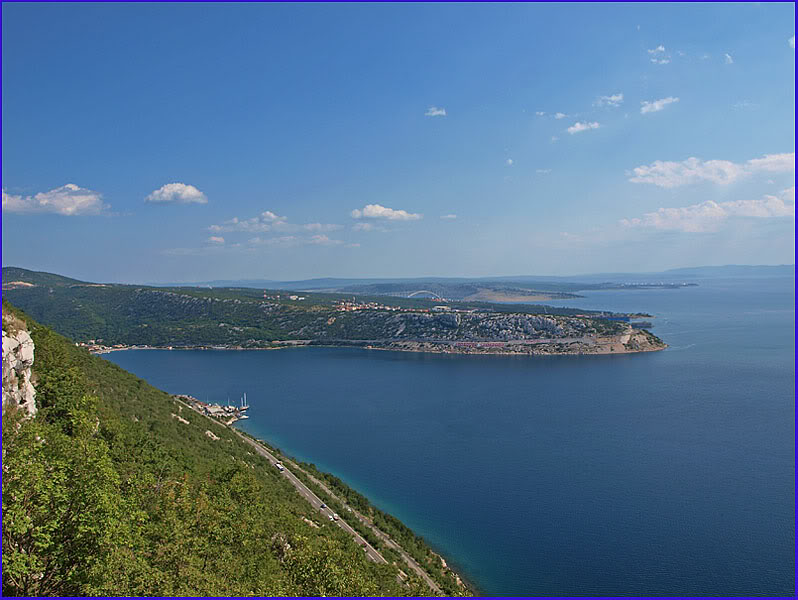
2, 267, 620, 350
1, 300, 455, 596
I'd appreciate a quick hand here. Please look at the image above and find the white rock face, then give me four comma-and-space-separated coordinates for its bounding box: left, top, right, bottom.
2, 315, 37, 417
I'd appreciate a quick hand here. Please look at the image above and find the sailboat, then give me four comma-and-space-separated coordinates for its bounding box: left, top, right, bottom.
238, 392, 250, 418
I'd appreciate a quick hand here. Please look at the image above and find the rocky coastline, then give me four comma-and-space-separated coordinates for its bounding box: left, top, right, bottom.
2, 311, 37, 417
87, 327, 666, 357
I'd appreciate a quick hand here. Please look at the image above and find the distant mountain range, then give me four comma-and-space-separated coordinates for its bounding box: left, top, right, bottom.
2, 264, 792, 291
145, 264, 794, 290
661, 265, 795, 278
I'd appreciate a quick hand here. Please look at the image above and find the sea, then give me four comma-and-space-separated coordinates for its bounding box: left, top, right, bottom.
105, 275, 795, 596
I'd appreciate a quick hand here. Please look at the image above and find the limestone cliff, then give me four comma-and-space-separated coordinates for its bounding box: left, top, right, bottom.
2, 311, 37, 417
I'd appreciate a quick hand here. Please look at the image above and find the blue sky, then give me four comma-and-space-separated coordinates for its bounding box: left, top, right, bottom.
2, 3, 794, 283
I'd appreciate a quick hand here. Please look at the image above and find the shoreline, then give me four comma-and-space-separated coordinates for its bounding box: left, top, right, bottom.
89, 330, 666, 358
230, 425, 475, 596
175, 395, 471, 595
358, 342, 667, 357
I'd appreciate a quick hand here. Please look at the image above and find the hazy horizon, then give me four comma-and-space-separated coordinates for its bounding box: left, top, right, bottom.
3, 262, 793, 287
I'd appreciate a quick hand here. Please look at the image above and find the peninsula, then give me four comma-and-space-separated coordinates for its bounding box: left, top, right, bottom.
2, 267, 666, 356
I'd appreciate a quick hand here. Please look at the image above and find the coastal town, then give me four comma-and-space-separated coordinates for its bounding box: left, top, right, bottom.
334, 299, 458, 313
71, 299, 659, 358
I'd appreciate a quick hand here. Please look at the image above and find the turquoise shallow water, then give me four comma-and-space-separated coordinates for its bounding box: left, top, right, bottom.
106, 276, 794, 596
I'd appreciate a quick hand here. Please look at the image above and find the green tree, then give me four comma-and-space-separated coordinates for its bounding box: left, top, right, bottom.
2, 403, 122, 596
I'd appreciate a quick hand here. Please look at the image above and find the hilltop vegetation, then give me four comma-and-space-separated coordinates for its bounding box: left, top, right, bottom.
1, 266, 87, 287
2, 267, 626, 349
1, 300, 457, 596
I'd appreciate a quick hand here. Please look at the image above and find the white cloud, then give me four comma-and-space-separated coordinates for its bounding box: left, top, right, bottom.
352, 222, 376, 231
554, 112, 567, 119
2, 183, 108, 215
630, 158, 743, 187
620, 187, 795, 232
536, 169, 552, 174
303, 222, 343, 232
535, 111, 545, 116
248, 235, 296, 246
640, 96, 680, 114
724, 53, 734, 64
506, 158, 514, 166
209, 212, 341, 237
629, 152, 795, 188
550, 136, 559, 143
595, 93, 624, 107
647, 47, 671, 65
209, 211, 286, 233
567, 121, 600, 134
747, 153, 796, 173
247, 234, 343, 247
790, 35, 795, 49
207, 236, 225, 244
440, 214, 457, 220
309, 234, 343, 245
145, 182, 207, 204
425, 106, 446, 117
351, 204, 422, 221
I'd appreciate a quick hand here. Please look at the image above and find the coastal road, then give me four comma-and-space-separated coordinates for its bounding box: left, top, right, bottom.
234, 432, 387, 565
177, 397, 446, 595
279, 456, 445, 595
176, 398, 387, 564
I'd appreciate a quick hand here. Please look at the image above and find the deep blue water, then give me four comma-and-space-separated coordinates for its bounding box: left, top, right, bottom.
106, 276, 795, 596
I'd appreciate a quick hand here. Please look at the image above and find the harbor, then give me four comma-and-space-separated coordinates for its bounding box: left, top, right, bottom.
173, 392, 250, 425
